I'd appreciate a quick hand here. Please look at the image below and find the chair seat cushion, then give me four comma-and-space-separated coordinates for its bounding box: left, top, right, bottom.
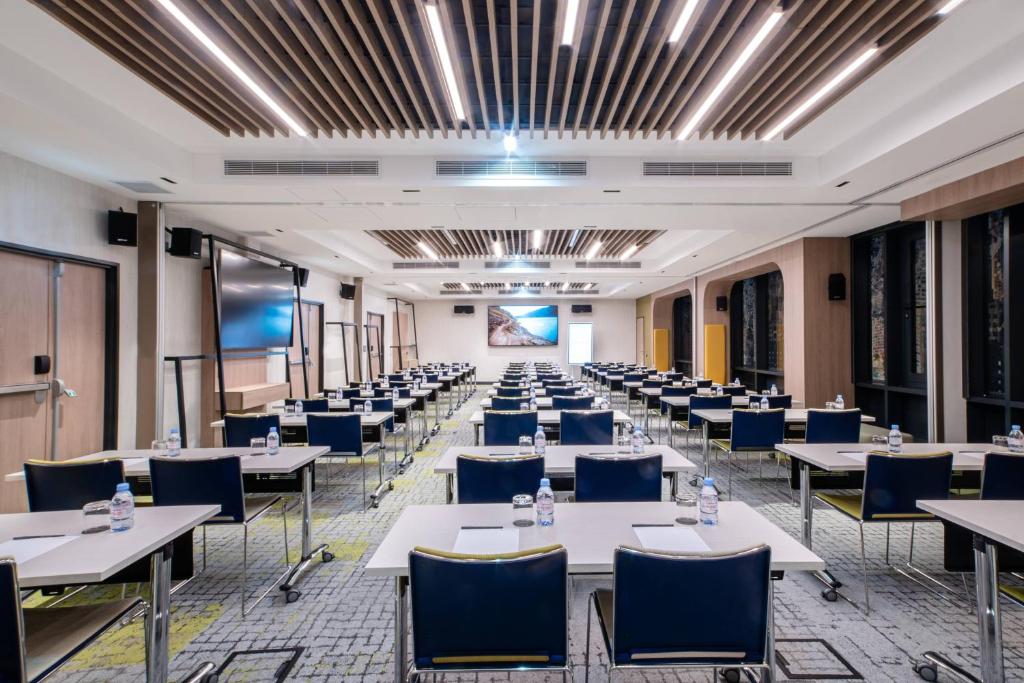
1000, 583, 1024, 606
814, 493, 863, 520
24, 598, 143, 681
207, 495, 281, 524
710, 438, 731, 452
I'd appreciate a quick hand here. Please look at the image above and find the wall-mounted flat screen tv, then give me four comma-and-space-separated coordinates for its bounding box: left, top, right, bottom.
488, 305, 559, 346
218, 250, 294, 349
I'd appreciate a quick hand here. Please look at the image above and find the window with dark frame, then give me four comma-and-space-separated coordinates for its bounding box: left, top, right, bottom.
729, 270, 784, 393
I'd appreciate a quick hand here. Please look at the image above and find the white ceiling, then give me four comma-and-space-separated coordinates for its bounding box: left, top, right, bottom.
1, 0, 1024, 300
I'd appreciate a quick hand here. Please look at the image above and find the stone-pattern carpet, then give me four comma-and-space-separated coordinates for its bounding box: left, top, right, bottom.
44, 387, 1024, 682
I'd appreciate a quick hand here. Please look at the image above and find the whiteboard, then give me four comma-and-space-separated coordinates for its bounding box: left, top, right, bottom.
567, 322, 594, 364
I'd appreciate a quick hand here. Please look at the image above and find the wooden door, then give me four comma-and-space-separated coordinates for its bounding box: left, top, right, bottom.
367, 312, 384, 378
288, 302, 322, 398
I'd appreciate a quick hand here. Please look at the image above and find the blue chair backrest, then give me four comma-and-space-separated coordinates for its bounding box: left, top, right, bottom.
388, 374, 406, 382
149, 455, 246, 523
409, 546, 567, 670
492, 396, 527, 411
552, 395, 593, 411
456, 455, 545, 503
287, 398, 328, 412
560, 410, 614, 445
341, 388, 362, 398
542, 379, 570, 387
687, 395, 733, 428
624, 373, 645, 383
805, 409, 861, 443
546, 386, 579, 397
641, 379, 664, 388
426, 374, 439, 382
575, 454, 662, 502
23, 460, 125, 512
483, 411, 539, 446
224, 414, 281, 447
720, 385, 748, 396
350, 397, 396, 431
764, 394, 792, 409
982, 452, 1024, 499
662, 385, 697, 397
695, 379, 713, 388
612, 545, 771, 666
730, 409, 786, 450
862, 452, 953, 521
500, 379, 523, 387
0, 559, 26, 682
307, 414, 363, 457
497, 387, 527, 398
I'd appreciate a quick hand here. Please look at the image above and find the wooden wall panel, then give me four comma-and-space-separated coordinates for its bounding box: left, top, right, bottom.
901, 156, 1024, 221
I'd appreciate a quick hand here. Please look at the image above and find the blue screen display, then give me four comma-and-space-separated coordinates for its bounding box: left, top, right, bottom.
218, 251, 294, 349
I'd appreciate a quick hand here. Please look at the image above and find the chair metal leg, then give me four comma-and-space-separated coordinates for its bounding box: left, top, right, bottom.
859, 522, 870, 614
281, 500, 290, 566
361, 454, 367, 510
202, 525, 207, 572
584, 592, 593, 683
242, 524, 249, 617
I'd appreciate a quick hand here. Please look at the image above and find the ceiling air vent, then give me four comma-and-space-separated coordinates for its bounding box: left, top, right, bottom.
575, 261, 642, 269
484, 261, 552, 269
439, 289, 483, 295
437, 160, 587, 178
642, 161, 792, 177
393, 261, 459, 269
224, 160, 379, 176
112, 181, 172, 194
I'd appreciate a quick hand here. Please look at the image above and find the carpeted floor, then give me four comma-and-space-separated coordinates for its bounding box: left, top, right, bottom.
43, 386, 1024, 682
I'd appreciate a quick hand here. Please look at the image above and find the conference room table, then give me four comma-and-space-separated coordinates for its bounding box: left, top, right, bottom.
434, 444, 698, 503
324, 396, 425, 459
321, 388, 438, 445
0, 504, 219, 683
914, 500, 1024, 683
366, 500, 825, 683
774, 442, 999, 603
468, 409, 632, 445
658, 394, 751, 445
479, 396, 602, 410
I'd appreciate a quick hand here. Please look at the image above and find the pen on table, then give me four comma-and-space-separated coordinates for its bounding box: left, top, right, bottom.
13, 534, 66, 540
460, 525, 504, 530
631, 523, 673, 528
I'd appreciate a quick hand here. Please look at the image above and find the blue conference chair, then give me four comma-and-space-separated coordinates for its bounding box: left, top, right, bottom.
676, 394, 732, 449
224, 413, 281, 448
546, 385, 579, 397
456, 454, 545, 503
149, 455, 290, 615
23, 460, 125, 512
575, 454, 663, 502
560, 410, 614, 446
982, 451, 1024, 499
492, 396, 528, 411
586, 545, 773, 681
307, 413, 384, 507
500, 379, 523, 388
351, 397, 403, 461
0, 558, 144, 683
552, 395, 593, 411
483, 411, 539, 446
695, 379, 713, 388
787, 408, 864, 496
285, 398, 329, 413
408, 545, 568, 679
764, 394, 792, 409
720, 385, 748, 396
497, 386, 528, 398
340, 388, 362, 399
711, 408, 786, 498
815, 451, 952, 612
542, 378, 571, 388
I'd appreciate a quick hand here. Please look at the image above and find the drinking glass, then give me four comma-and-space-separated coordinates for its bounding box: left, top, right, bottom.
519, 402, 529, 412
674, 491, 699, 525
250, 437, 267, 455
512, 494, 534, 527
992, 435, 1009, 449
518, 435, 533, 455
150, 440, 168, 454
82, 500, 111, 534
871, 434, 888, 449
825, 401, 835, 411
284, 403, 295, 415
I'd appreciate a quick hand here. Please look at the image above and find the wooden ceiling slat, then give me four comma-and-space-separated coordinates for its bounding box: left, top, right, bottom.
600, 0, 661, 138
587, 0, 635, 137
556, 0, 588, 135
614, 2, 680, 139
458, 0, 489, 135
571, 0, 612, 137
510, 0, 519, 131
528, 0, 540, 136
425, 0, 468, 137
542, 0, 566, 138
388, 0, 449, 137
486, 0, 505, 131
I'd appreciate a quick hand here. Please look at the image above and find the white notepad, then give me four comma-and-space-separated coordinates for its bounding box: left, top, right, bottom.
633, 526, 710, 553
837, 451, 868, 463
0, 535, 78, 565
120, 457, 147, 468
452, 527, 519, 555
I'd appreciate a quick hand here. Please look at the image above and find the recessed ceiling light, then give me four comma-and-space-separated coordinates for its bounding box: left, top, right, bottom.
492, 240, 504, 258
603, 189, 621, 193
154, 0, 308, 137
762, 47, 877, 141
275, 228, 285, 233
417, 241, 440, 260
620, 244, 639, 260
503, 133, 518, 153
937, 0, 967, 14
402, 189, 421, 193
668, 0, 702, 43
584, 240, 603, 260
835, 180, 850, 188
424, 3, 466, 120
561, 0, 580, 45
532, 229, 544, 249
677, 10, 783, 141
160, 176, 178, 184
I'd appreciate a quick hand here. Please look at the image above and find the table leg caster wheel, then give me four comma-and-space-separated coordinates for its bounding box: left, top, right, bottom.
389, 481, 395, 491
285, 589, 301, 603
719, 668, 741, 683
200, 673, 218, 683
822, 588, 839, 602
322, 551, 335, 563
914, 663, 938, 681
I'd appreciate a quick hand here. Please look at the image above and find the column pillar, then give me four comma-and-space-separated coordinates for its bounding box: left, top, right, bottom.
135, 202, 164, 446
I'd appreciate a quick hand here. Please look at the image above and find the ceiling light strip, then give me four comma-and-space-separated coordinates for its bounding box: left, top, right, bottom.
417, 241, 440, 260
584, 240, 603, 260
668, 0, 702, 43
424, 4, 466, 120
937, 0, 967, 14
677, 10, 784, 141
762, 47, 878, 141
154, 0, 308, 136
620, 244, 639, 260
561, 0, 581, 45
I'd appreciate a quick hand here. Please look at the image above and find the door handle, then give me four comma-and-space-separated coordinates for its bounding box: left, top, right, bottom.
53, 379, 77, 398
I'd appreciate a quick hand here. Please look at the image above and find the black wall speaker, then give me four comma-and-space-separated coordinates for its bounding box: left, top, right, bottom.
454, 305, 475, 315
107, 210, 137, 247
571, 304, 593, 314
293, 267, 310, 287
828, 273, 847, 301
339, 283, 356, 300
168, 227, 202, 258
715, 296, 728, 312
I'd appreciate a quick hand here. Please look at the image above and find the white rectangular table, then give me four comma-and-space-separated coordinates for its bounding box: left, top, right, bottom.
0, 505, 219, 683
659, 395, 762, 446
366, 500, 824, 683
468, 409, 632, 445
434, 445, 699, 503
915, 500, 1024, 682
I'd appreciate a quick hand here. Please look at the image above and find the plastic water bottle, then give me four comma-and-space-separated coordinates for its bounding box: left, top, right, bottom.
267, 426, 280, 455
733, 377, 740, 386
631, 427, 644, 454
336, 385, 343, 399
529, 396, 538, 411
716, 386, 724, 396
392, 387, 399, 401
166, 427, 181, 457
536, 478, 554, 527
534, 427, 546, 455
699, 478, 719, 526
1008, 425, 1024, 453
888, 424, 903, 453
835, 394, 845, 410
770, 384, 778, 396
760, 396, 769, 411
295, 400, 304, 415
110, 483, 135, 532
529, 386, 537, 400
364, 399, 373, 414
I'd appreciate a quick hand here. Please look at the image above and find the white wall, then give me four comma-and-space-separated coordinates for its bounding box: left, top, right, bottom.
415, 298, 636, 381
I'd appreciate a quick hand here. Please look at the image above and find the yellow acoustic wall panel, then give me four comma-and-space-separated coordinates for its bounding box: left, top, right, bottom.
704, 324, 726, 385
653, 328, 670, 371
